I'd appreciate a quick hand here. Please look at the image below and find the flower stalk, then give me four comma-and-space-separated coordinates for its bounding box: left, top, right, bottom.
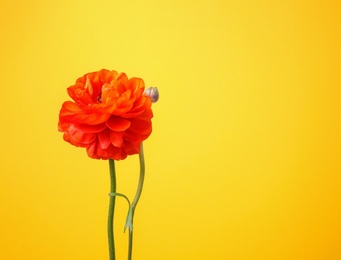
107, 143, 146, 260
108, 159, 117, 260
127, 142, 146, 260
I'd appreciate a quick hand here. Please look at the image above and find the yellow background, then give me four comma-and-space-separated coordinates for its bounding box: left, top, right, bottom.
1, 0, 340, 259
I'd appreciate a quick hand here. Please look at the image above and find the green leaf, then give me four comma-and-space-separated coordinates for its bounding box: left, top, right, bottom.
109, 192, 131, 206
109, 192, 133, 232
124, 207, 134, 233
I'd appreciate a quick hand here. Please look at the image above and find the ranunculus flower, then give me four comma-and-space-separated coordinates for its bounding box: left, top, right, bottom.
58, 69, 153, 160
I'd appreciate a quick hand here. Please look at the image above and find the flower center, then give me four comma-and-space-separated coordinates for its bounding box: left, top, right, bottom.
97, 92, 102, 103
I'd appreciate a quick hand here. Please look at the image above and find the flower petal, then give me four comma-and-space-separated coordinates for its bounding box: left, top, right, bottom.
60, 101, 83, 115
124, 117, 152, 143
60, 101, 111, 125
128, 118, 152, 135
121, 97, 152, 118
98, 129, 111, 149
101, 83, 119, 104
68, 125, 96, 144
67, 84, 94, 105
109, 131, 125, 147
86, 142, 97, 159
123, 141, 141, 155
107, 116, 131, 132
75, 123, 107, 133
128, 77, 145, 91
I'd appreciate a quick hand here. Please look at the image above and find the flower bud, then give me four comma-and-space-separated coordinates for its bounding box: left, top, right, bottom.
144, 87, 159, 103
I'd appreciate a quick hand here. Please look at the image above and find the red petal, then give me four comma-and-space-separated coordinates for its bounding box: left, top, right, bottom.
75, 123, 107, 133
60, 101, 111, 125
68, 125, 96, 144
98, 69, 118, 84
123, 142, 140, 155
128, 77, 145, 90
128, 118, 152, 135
109, 131, 125, 147
98, 129, 111, 149
115, 72, 129, 84
111, 146, 128, 160
60, 101, 83, 115
87, 142, 97, 158
107, 116, 131, 132
124, 131, 146, 143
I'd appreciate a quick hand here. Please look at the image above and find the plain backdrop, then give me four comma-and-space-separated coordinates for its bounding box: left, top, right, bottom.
1, 1, 340, 259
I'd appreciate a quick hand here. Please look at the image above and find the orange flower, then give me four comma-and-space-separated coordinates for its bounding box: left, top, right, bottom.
58, 69, 153, 160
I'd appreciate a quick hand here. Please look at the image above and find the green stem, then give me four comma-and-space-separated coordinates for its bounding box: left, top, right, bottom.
128, 143, 146, 260
108, 159, 116, 260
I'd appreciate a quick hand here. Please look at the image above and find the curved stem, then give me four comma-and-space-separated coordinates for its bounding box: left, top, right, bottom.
128, 143, 146, 260
108, 159, 116, 260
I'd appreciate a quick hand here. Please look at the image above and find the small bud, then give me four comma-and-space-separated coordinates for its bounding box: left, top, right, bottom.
144, 87, 159, 103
